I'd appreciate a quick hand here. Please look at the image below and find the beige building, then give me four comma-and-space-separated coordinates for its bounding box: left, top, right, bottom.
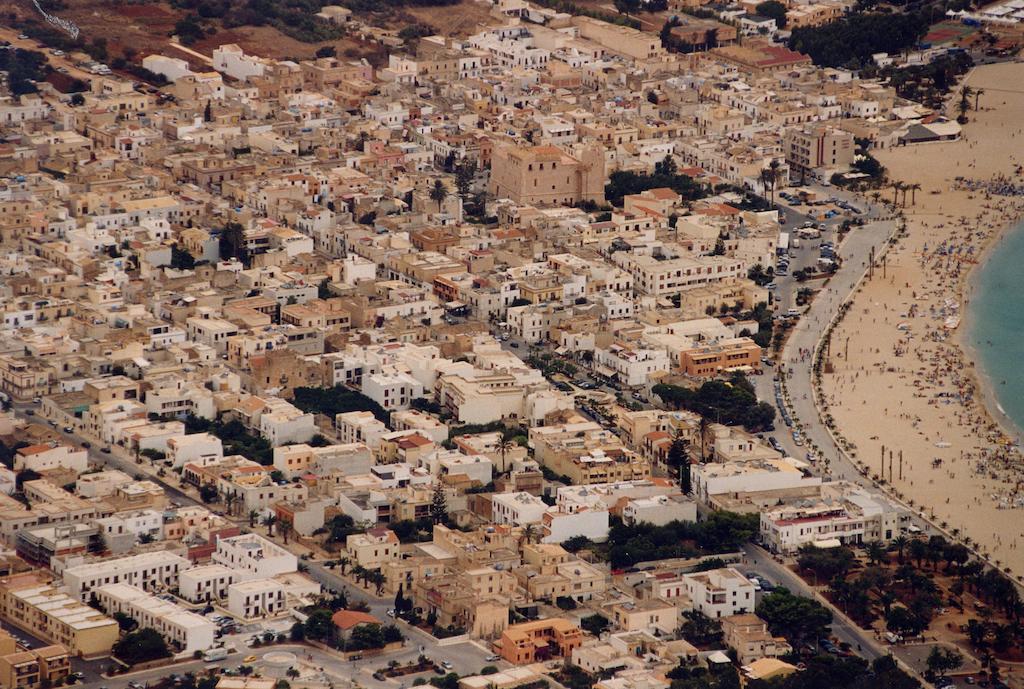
722, 614, 792, 664
0, 574, 118, 659
346, 527, 400, 570
783, 125, 855, 179
489, 144, 604, 206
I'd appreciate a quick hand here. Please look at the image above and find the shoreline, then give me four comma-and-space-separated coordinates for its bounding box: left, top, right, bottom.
958, 217, 1024, 448
818, 59, 1024, 572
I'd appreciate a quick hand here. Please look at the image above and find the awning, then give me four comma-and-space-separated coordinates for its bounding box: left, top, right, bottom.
812, 538, 842, 549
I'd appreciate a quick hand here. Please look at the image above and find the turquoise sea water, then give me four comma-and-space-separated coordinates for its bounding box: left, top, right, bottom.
967, 219, 1024, 439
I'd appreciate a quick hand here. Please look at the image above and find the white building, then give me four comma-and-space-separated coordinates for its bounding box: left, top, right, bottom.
227, 579, 286, 619
593, 343, 671, 387
142, 55, 192, 82
259, 404, 317, 446
682, 568, 756, 619
179, 564, 237, 603
622, 494, 697, 527
95, 583, 215, 653
212, 533, 298, 581
759, 482, 909, 553
63, 551, 191, 602
362, 370, 424, 411
492, 491, 548, 526
690, 459, 821, 506
335, 411, 388, 449
14, 444, 88, 473
166, 433, 224, 469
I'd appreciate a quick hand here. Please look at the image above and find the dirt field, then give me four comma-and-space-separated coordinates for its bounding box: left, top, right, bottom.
12, 0, 499, 65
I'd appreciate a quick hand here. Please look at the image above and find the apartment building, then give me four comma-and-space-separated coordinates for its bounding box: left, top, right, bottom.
759, 482, 908, 553
682, 568, 756, 619
783, 125, 854, 179
493, 618, 584, 664
593, 343, 670, 387
179, 564, 237, 603
614, 253, 745, 298
62, 551, 190, 602
0, 574, 118, 659
721, 614, 792, 664
0, 631, 70, 689
227, 579, 285, 619
212, 534, 298, 581
346, 528, 400, 570
94, 583, 215, 653
679, 338, 762, 377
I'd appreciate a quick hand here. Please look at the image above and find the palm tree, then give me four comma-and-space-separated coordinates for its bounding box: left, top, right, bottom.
891, 181, 901, 206
893, 534, 909, 563
520, 524, 537, 547
909, 183, 921, 206
865, 540, 886, 565
697, 417, 710, 462
974, 88, 985, 111
338, 556, 351, 576
249, 509, 259, 528
429, 180, 448, 213
760, 160, 781, 207
279, 518, 293, 545
262, 513, 278, 537
495, 436, 515, 474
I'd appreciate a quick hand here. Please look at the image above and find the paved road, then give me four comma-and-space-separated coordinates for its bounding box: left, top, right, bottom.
13, 400, 201, 507
66, 641, 500, 689
739, 544, 885, 661
750, 185, 897, 480
303, 562, 496, 678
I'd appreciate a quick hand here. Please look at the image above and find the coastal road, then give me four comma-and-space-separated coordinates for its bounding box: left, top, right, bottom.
752, 193, 897, 482
739, 544, 885, 661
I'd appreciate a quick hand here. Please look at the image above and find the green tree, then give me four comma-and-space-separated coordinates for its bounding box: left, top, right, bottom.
112, 628, 171, 665
430, 484, 448, 524
304, 609, 334, 641
926, 646, 963, 679
455, 159, 477, 200
756, 588, 833, 646
429, 179, 448, 213
755, 0, 787, 27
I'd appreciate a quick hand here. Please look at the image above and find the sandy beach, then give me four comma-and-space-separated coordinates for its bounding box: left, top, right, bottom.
818, 60, 1024, 575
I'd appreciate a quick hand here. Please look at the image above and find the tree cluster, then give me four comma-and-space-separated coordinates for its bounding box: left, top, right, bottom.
755, 588, 833, 646
788, 11, 931, 68
652, 373, 775, 432
606, 512, 759, 568
292, 385, 390, 423
605, 156, 709, 207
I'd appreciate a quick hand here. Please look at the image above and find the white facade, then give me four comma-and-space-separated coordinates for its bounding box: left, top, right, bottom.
682, 568, 756, 619
227, 578, 286, 619
491, 491, 548, 526
593, 343, 670, 387
362, 370, 424, 411
167, 433, 224, 469
179, 564, 237, 603
14, 444, 88, 473
212, 533, 298, 581
95, 583, 215, 653
63, 551, 191, 602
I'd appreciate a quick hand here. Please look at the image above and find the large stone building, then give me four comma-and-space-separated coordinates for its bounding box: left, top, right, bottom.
489, 144, 605, 206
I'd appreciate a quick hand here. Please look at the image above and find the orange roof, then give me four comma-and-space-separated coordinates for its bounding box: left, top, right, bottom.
17, 444, 54, 455
332, 610, 379, 630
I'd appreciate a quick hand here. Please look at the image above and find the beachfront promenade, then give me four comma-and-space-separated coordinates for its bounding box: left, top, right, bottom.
782, 214, 898, 484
